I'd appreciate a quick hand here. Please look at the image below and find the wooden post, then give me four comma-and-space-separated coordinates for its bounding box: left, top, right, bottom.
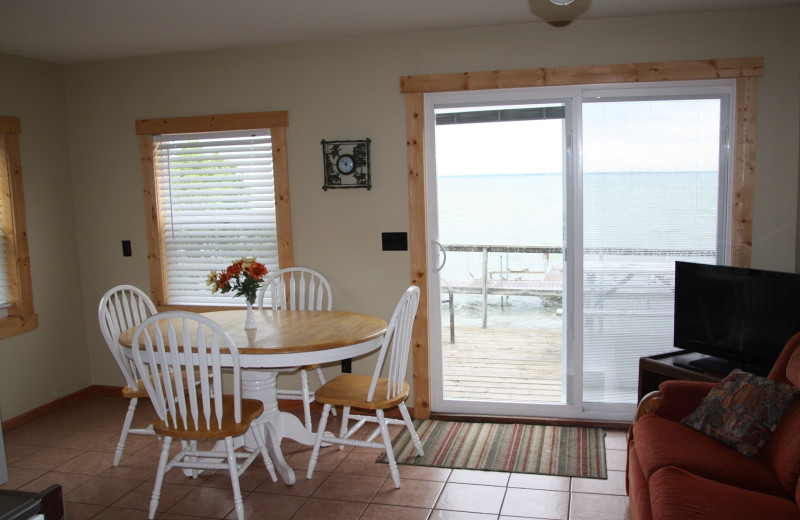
482, 247, 488, 328
405, 93, 431, 419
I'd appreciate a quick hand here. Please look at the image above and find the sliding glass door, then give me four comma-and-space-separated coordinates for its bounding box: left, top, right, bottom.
581, 93, 728, 406
427, 93, 572, 417
426, 81, 733, 420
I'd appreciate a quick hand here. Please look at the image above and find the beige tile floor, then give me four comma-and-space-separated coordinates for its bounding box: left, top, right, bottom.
1, 395, 631, 520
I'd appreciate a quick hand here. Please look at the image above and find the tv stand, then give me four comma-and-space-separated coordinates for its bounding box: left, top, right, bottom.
638, 350, 728, 401
672, 359, 705, 372
687, 355, 740, 374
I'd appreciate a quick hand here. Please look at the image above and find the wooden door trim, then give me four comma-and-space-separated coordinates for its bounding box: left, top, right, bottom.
403, 57, 761, 419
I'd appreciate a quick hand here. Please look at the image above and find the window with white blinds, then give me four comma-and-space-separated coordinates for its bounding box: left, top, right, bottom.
153, 129, 279, 306
581, 95, 728, 404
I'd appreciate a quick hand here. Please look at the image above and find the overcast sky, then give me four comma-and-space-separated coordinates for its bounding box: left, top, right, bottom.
434, 99, 721, 176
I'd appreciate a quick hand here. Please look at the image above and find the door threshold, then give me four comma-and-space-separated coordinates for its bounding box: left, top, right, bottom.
429, 412, 630, 431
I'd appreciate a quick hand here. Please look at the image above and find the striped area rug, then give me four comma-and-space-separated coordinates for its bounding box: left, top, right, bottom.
377, 419, 607, 479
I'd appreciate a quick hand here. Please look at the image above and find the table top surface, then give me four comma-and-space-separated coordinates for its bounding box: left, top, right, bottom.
118, 309, 387, 355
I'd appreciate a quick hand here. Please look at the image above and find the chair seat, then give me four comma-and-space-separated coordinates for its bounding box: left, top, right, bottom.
258, 267, 335, 432
315, 374, 409, 410
153, 397, 264, 440
133, 310, 277, 520
306, 286, 422, 490
122, 380, 150, 399
99, 284, 160, 467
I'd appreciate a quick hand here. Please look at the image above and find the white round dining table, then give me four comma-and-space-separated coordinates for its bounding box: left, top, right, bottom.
119, 308, 387, 485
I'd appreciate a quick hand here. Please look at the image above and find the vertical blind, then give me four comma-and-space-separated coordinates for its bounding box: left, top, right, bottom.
581, 97, 724, 404
153, 129, 278, 306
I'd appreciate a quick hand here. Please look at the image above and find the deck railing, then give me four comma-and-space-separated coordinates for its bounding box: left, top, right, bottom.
440, 244, 563, 328
439, 244, 715, 328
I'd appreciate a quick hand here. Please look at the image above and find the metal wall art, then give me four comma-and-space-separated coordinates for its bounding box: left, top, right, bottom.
322, 138, 371, 190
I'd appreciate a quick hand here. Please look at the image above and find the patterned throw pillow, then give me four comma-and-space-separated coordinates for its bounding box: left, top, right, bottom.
680, 369, 799, 458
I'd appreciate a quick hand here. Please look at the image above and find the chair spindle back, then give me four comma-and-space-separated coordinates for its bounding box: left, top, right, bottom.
132, 311, 242, 430
258, 267, 332, 311
367, 286, 420, 401
98, 285, 158, 390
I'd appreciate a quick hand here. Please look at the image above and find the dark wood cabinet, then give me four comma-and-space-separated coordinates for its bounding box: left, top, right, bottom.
638, 350, 726, 401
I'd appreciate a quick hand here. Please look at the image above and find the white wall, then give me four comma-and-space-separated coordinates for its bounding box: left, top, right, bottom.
0, 7, 798, 418
0, 54, 90, 419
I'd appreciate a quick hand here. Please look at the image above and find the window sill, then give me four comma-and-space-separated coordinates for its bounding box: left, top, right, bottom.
0, 313, 38, 339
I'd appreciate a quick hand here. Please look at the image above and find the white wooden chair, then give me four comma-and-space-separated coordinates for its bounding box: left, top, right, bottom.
131, 311, 276, 520
97, 284, 158, 466
306, 285, 425, 488
257, 267, 337, 430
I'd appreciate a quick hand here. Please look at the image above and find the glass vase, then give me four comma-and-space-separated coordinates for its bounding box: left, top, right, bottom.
245, 302, 257, 330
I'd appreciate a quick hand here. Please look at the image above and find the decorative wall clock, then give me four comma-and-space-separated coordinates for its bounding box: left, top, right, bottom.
322, 138, 371, 190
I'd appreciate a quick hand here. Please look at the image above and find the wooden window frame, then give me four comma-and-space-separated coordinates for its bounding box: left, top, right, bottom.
135, 111, 294, 311
401, 58, 763, 419
0, 116, 37, 338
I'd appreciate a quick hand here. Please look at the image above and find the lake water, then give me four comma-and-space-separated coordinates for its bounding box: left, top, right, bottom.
436, 171, 718, 330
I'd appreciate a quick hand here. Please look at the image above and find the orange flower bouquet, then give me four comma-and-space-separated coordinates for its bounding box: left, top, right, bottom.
206, 257, 268, 306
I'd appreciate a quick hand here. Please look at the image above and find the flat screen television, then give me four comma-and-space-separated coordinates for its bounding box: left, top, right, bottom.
673, 261, 800, 375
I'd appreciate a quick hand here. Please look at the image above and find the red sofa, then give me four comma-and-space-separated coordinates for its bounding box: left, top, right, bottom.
627, 332, 800, 520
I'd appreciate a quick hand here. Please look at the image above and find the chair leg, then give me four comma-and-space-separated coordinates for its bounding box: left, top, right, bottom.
339, 406, 350, 450
399, 402, 424, 456
114, 397, 138, 466
225, 436, 246, 520
300, 369, 312, 431
314, 366, 337, 417
376, 409, 401, 488
188, 440, 199, 479
250, 422, 278, 482
149, 436, 172, 520
306, 403, 331, 480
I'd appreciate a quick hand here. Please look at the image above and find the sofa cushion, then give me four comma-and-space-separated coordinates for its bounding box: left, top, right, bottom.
762, 400, 800, 496
787, 347, 800, 387
768, 332, 800, 384
627, 441, 654, 520
656, 380, 716, 422
632, 413, 788, 497
680, 369, 798, 457
649, 466, 800, 520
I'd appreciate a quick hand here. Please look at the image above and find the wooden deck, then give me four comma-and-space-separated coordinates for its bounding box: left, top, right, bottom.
441, 326, 564, 403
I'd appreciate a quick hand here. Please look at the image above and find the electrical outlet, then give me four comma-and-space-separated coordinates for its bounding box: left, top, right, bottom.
121, 240, 132, 257
341, 358, 352, 373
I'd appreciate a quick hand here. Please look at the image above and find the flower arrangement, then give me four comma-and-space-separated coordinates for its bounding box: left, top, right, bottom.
206, 257, 268, 306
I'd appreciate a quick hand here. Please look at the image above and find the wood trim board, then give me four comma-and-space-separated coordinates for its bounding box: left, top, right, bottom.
402, 58, 762, 419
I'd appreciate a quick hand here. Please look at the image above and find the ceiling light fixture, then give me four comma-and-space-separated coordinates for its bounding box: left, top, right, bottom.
549, 0, 575, 5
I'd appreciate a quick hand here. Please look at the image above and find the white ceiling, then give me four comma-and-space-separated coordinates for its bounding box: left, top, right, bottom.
0, 0, 797, 64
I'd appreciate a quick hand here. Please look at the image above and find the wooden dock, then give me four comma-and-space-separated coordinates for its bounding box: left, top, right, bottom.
447, 278, 562, 298
441, 326, 563, 403
442, 266, 563, 328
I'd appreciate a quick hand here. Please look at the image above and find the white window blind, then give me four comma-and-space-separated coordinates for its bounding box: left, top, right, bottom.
581, 97, 725, 404
154, 129, 278, 306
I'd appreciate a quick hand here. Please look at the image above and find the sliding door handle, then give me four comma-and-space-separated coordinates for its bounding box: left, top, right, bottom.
433, 240, 447, 273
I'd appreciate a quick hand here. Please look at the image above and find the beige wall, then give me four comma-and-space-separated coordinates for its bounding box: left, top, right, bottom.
1, 7, 799, 419
0, 54, 90, 419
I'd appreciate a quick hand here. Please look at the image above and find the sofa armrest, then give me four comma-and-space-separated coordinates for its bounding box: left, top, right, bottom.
654, 379, 716, 422
635, 390, 664, 420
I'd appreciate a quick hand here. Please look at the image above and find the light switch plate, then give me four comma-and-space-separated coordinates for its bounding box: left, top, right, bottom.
382, 232, 407, 251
